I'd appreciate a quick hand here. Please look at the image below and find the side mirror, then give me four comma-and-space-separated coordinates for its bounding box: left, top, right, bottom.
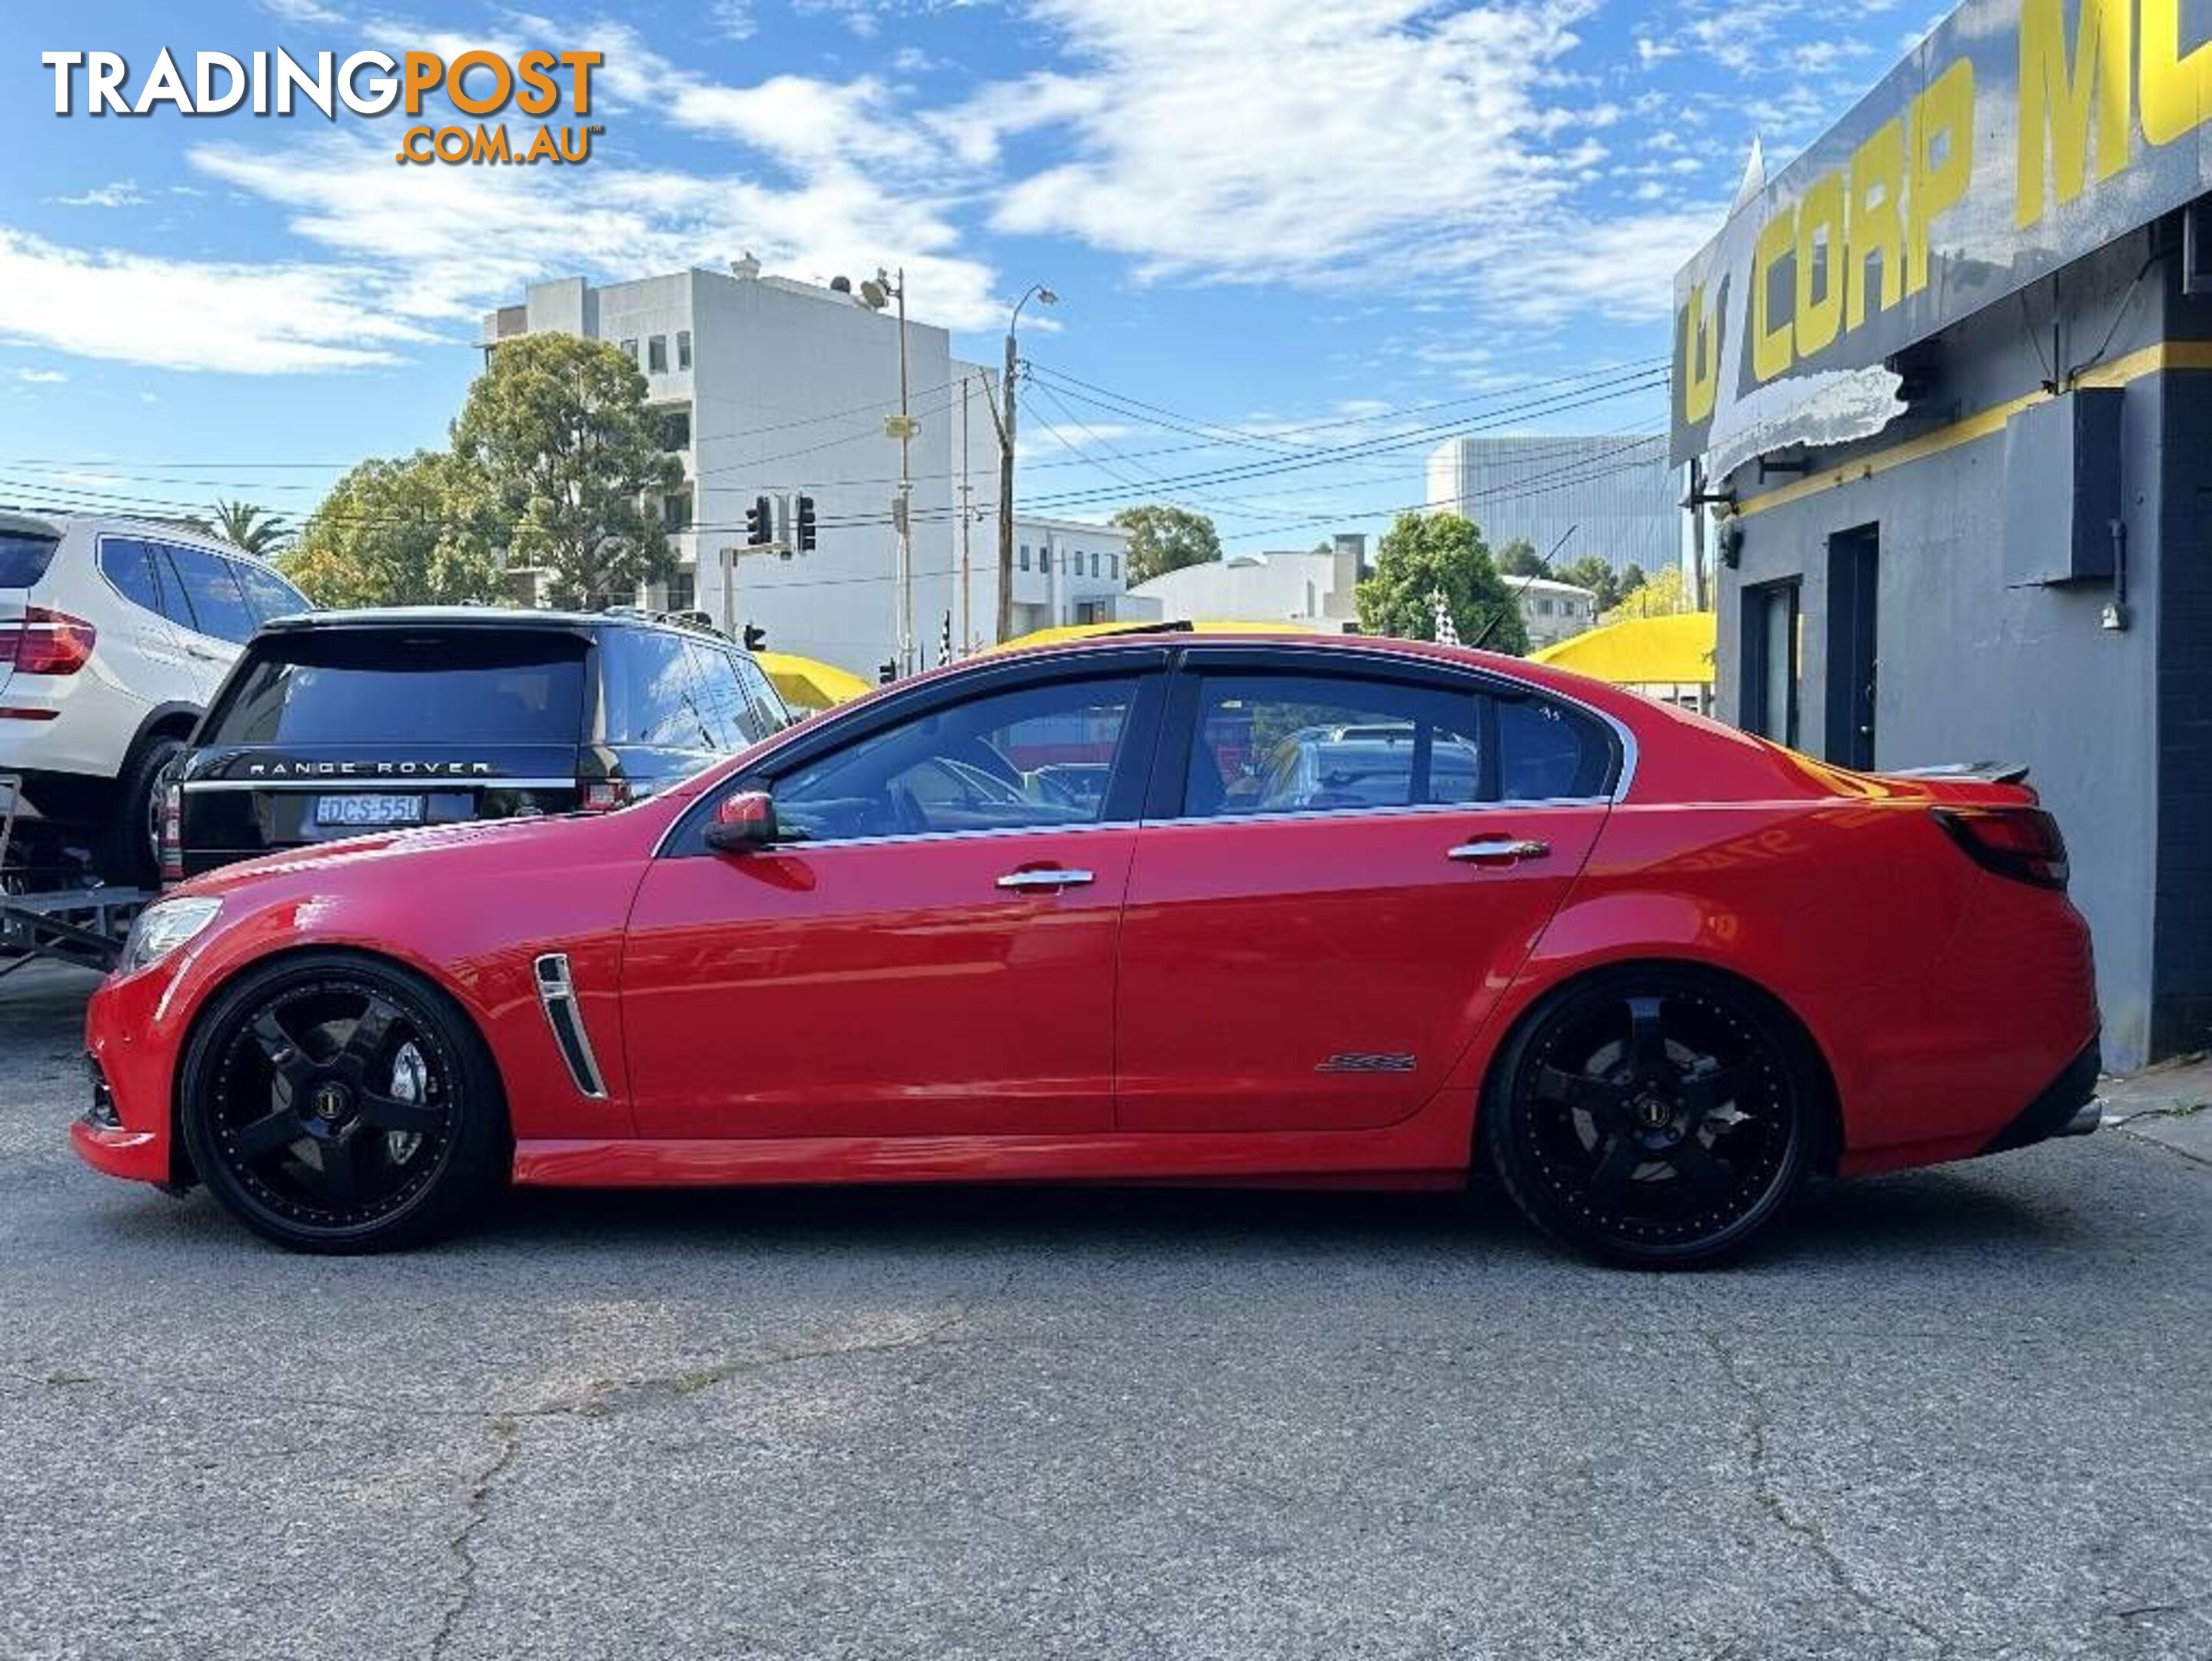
703, 788, 779, 854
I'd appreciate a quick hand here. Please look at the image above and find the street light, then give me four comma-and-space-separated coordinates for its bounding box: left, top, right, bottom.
994, 282, 1056, 644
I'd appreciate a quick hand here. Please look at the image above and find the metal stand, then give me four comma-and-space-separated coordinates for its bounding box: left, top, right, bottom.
0, 774, 147, 980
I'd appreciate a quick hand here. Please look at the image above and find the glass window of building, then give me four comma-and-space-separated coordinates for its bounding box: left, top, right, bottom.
647, 335, 668, 374
676, 330, 692, 370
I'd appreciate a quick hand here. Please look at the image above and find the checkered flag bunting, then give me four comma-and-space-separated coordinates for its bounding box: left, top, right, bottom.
1431, 590, 1461, 647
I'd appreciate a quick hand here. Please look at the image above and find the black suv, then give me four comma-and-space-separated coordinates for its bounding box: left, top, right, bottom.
170, 608, 793, 880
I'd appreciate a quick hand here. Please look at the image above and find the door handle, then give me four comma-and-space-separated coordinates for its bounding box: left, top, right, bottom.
996, 867, 1095, 890
1447, 837, 1550, 864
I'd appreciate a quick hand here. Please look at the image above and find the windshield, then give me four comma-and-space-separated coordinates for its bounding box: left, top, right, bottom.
0, 531, 61, 589
207, 629, 589, 747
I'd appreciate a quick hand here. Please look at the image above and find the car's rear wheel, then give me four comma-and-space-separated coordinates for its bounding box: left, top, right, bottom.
1484, 968, 1818, 1267
101, 734, 185, 887
178, 954, 507, 1253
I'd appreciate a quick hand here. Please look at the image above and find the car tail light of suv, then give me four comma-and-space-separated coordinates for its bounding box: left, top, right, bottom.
1931, 805, 2071, 890
578, 779, 634, 814
0, 607, 98, 675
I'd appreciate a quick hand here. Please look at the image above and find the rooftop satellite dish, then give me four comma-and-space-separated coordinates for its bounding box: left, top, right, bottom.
829, 275, 853, 294
857, 278, 890, 311
730, 251, 762, 279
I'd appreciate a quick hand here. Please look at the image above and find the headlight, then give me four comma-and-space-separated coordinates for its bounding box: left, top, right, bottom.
118, 897, 223, 975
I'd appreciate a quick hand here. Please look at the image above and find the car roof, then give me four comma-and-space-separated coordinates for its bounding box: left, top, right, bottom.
0, 508, 283, 564
255, 605, 726, 641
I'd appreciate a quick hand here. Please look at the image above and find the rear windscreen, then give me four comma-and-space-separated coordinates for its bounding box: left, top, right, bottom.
0, 531, 60, 589
208, 630, 589, 747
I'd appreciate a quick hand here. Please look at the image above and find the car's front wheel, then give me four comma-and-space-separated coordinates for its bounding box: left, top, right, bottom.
1484, 968, 1821, 1267
178, 954, 507, 1253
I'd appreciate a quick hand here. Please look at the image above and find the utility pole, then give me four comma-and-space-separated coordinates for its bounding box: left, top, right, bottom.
959, 373, 973, 657
893, 267, 913, 677
996, 328, 1017, 645
994, 283, 1056, 644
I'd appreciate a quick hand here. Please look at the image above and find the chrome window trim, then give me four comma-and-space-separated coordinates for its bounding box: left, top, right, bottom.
652, 638, 1641, 859
181, 777, 581, 793
1139, 795, 1614, 832
708, 818, 1144, 856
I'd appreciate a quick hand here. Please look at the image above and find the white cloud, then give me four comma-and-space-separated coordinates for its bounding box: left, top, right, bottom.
58, 181, 148, 209
13, 368, 68, 384
972, 0, 1600, 291
709, 0, 757, 39
1476, 209, 1720, 325
0, 228, 431, 374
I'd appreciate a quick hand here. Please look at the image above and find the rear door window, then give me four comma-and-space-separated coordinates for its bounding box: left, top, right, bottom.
161, 544, 258, 644
97, 538, 165, 615
1184, 673, 1488, 817
600, 628, 713, 749
207, 630, 589, 746
1496, 695, 1612, 801
685, 642, 762, 749
0, 529, 60, 589
732, 652, 791, 737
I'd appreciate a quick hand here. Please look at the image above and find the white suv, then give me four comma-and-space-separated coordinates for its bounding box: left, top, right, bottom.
0, 511, 312, 884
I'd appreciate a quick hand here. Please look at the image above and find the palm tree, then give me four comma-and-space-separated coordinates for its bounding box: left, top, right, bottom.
210, 499, 291, 558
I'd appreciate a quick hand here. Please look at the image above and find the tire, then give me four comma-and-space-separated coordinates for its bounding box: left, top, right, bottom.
178, 953, 509, 1253
1483, 967, 1820, 1268
101, 734, 185, 887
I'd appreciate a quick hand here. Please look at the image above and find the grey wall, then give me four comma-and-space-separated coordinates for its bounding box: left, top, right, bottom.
1715, 231, 2180, 1068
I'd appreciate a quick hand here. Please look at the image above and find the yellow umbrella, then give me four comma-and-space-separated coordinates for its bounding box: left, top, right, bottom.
1528, 612, 1716, 685
986, 618, 1318, 654
753, 650, 873, 711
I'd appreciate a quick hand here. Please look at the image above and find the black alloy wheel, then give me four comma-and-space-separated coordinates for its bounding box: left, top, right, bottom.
1485, 970, 1818, 1267
180, 954, 507, 1252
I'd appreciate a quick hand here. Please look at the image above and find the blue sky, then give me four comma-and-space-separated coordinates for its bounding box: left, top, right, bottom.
0, 0, 1941, 551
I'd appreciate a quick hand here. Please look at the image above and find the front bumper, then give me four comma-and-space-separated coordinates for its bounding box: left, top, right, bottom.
70, 968, 181, 1186
1979, 1036, 2103, 1156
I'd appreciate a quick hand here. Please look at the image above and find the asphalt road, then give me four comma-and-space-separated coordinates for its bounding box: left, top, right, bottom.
2, 960, 2207, 1661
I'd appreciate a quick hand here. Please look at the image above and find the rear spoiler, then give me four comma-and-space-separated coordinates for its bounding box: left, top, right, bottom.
1884, 761, 2032, 785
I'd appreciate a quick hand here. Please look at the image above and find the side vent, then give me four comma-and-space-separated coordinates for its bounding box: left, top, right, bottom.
533, 953, 609, 1100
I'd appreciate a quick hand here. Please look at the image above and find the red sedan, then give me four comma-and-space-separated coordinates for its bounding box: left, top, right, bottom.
74, 634, 2101, 1265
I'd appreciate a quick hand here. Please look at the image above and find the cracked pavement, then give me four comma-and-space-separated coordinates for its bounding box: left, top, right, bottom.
2, 960, 2209, 1661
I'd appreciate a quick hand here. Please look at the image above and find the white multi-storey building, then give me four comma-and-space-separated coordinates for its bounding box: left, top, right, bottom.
481, 262, 1129, 676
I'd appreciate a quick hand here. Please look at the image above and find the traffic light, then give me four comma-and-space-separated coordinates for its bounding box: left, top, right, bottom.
742, 623, 767, 652
795, 494, 817, 554
744, 495, 772, 547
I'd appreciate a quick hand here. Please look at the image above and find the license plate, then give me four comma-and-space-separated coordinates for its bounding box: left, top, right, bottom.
317, 793, 424, 827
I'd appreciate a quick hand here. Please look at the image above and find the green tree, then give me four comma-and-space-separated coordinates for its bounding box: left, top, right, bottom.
1495, 538, 1549, 579
451, 332, 681, 610
1355, 512, 1528, 655
280, 451, 507, 609
1109, 504, 1222, 585
211, 499, 291, 558
1602, 564, 1691, 624
1618, 563, 1648, 597
1556, 554, 1620, 612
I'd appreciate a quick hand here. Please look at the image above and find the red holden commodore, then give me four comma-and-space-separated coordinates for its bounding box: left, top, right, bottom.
73, 633, 2102, 1265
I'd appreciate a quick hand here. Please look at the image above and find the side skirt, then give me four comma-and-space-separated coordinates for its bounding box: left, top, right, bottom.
512, 1098, 1478, 1190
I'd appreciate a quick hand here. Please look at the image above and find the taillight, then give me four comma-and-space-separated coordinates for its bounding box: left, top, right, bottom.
579, 779, 632, 814
1931, 806, 2070, 890
0, 607, 98, 675
159, 783, 184, 887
